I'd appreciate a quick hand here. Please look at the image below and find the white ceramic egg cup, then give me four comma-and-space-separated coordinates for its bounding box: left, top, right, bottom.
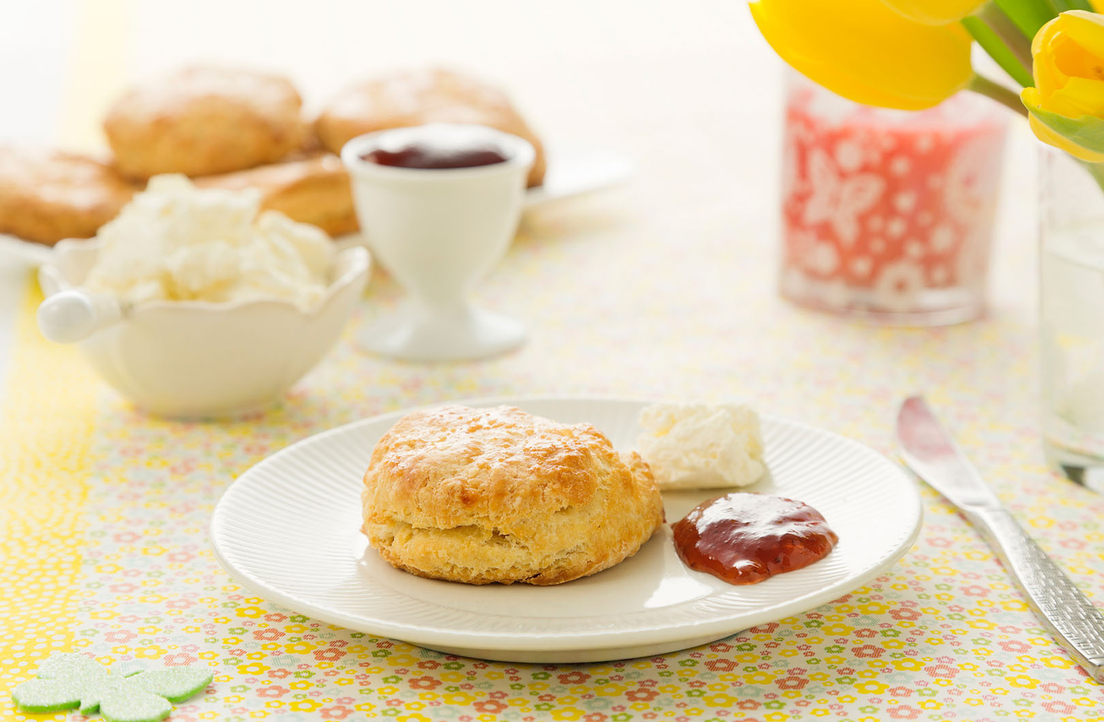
342, 124, 534, 362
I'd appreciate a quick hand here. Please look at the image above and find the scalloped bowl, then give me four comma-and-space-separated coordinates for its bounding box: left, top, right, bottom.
38, 239, 370, 418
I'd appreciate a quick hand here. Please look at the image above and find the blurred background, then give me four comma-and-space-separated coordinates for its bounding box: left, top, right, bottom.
1, 0, 1039, 356
2, 1, 772, 204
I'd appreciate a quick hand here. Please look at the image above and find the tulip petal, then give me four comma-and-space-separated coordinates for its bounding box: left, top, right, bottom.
749, 0, 974, 110
882, 0, 987, 25
1023, 88, 1104, 162
1050, 33, 1097, 79
1055, 10, 1104, 61
1052, 77, 1104, 116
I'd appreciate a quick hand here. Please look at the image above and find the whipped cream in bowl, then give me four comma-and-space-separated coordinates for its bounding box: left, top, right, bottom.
37, 175, 370, 418
83, 175, 334, 309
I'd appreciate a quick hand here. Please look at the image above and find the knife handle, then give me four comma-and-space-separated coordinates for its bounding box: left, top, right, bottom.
966, 507, 1104, 682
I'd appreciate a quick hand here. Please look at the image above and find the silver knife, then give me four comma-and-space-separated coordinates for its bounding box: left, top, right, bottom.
896, 395, 1104, 683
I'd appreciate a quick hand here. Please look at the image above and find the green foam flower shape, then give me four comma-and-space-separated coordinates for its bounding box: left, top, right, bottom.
12, 653, 213, 722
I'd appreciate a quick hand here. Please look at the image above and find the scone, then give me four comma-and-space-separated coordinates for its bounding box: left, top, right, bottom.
194, 153, 357, 237
104, 66, 306, 178
362, 405, 664, 585
315, 68, 546, 188
0, 147, 136, 245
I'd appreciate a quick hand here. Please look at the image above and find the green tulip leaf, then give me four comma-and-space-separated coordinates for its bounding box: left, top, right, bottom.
1057, 0, 1096, 13
961, 15, 1034, 87
1023, 97, 1104, 155
11, 653, 213, 722
994, 0, 1060, 38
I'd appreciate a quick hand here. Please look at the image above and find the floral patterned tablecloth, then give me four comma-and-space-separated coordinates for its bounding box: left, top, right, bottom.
2, 187, 1103, 722
2, 2, 1104, 721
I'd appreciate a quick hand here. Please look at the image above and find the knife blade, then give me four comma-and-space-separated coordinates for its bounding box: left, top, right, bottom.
896, 395, 1104, 683
897, 396, 1002, 511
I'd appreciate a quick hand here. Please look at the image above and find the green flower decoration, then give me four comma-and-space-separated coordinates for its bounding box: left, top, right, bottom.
12, 653, 213, 722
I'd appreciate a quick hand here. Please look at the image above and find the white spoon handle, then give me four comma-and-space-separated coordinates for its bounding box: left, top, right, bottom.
37, 289, 124, 343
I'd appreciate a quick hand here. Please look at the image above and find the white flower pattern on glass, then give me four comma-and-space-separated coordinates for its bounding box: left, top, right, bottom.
944, 134, 1005, 226
804, 241, 840, 276
782, 86, 1005, 315
802, 149, 885, 247
834, 140, 863, 173
930, 225, 956, 253
889, 156, 911, 176
850, 255, 874, 278
874, 260, 926, 312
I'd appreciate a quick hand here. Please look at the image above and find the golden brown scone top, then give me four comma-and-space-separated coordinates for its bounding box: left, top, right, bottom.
104, 66, 306, 179
316, 68, 546, 187
195, 152, 341, 192
0, 147, 136, 245
368, 405, 605, 527
194, 153, 357, 237
362, 405, 664, 585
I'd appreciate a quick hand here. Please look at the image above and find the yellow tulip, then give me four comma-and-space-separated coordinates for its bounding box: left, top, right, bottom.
749, 0, 974, 110
881, 0, 987, 25
1022, 11, 1104, 162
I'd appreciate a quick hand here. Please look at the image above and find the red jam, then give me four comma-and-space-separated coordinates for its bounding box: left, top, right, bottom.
362, 142, 509, 170
672, 493, 838, 585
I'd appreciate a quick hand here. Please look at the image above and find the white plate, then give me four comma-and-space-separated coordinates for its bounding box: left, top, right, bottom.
210, 397, 923, 663
522, 146, 633, 207
2, 147, 634, 267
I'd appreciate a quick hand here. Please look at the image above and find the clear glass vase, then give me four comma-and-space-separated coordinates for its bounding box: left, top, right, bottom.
780, 74, 1007, 325
1039, 148, 1104, 485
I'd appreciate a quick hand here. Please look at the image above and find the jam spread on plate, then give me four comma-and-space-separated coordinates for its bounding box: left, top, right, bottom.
362, 142, 509, 170
672, 493, 838, 585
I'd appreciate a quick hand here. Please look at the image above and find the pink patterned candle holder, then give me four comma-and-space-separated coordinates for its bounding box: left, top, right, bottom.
780, 75, 1007, 325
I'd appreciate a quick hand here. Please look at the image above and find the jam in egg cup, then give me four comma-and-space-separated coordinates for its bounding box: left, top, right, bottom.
342, 123, 534, 361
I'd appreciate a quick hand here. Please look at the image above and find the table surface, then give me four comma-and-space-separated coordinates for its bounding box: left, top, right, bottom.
2, 2, 1102, 721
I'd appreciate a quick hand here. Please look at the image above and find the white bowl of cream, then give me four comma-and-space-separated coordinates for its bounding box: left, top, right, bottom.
36, 175, 370, 418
